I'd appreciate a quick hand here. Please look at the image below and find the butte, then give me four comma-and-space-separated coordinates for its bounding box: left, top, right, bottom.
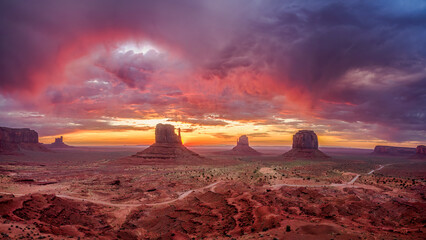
46, 136, 73, 148
282, 130, 329, 160
221, 135, 262, 156
117, 123, 207, 165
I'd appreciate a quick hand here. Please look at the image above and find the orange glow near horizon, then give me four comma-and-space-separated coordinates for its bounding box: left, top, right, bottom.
38, 118, 422, 149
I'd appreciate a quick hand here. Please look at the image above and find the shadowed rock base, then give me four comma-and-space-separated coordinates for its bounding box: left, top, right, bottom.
283, 148, 330, 160
117, 144, 207, 165
227, 144, 262, 156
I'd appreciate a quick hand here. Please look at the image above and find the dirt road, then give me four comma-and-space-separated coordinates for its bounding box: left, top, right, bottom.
0, 181, 222, 208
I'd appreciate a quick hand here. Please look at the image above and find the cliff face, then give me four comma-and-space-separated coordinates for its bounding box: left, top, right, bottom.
236, 135, 249, 146
292, 130, 318, 149
0, 127, 38, 143
0, 127, 48, 154
155, 124, 182, 144
373, 146, 416, 156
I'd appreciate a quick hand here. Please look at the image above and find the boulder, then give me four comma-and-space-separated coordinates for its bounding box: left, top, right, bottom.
0, 127, 48, 154
283, 130, 329, 160
373, 146, 416, 156
221, 135, 262, 156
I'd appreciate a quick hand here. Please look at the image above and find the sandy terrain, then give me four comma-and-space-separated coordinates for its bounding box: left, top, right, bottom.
0, 146, 425, 239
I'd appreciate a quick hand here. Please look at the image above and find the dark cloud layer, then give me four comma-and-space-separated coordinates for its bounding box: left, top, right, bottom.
0, 0, 425, 143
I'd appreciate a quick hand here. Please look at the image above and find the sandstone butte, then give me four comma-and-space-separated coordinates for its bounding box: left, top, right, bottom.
116, 123, 207, 164
283, 130, 329, 159
46, 136, 72, 148
222, 135, 262, 156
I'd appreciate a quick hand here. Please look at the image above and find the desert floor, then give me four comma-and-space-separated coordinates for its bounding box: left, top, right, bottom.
0, 146, 425, 239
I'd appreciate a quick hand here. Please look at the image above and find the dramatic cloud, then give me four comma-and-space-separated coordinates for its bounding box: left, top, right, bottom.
0, 0, 425, 146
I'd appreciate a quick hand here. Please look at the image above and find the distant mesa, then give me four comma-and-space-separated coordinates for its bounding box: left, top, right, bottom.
283, 130, 329, 159
416, 145, 426, 155
0, 127, 49, 155
46, 136, 73, 148
372, 145, 416, 156
414, 145, 426, 159
117, 123, 207, 164
221, 135, 262, 156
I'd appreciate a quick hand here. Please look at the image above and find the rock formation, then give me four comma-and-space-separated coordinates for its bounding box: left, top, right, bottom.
416, 145, 426, 155
0, 127, 48, 154
283, 130, 329, 159
413, 145, 426, 159
221, 135, 262, 156
46, 136, 72, 148
373, 145, 416, 156
118, 123, 207, 164
155, 124, 182, 144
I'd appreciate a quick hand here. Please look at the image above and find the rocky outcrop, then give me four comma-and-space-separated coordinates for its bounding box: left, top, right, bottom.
221, 135, 262, 156
0, 127, 48, 154
117, 123, 207, 164
283, 130, 329, 160
373, 146, 416, 156
46, 136, 72, 148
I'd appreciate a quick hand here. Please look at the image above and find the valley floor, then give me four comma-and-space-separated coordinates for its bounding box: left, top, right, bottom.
0, 147, 425, 239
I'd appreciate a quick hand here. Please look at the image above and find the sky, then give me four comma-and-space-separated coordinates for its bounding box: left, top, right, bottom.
0, 0, 425, 148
